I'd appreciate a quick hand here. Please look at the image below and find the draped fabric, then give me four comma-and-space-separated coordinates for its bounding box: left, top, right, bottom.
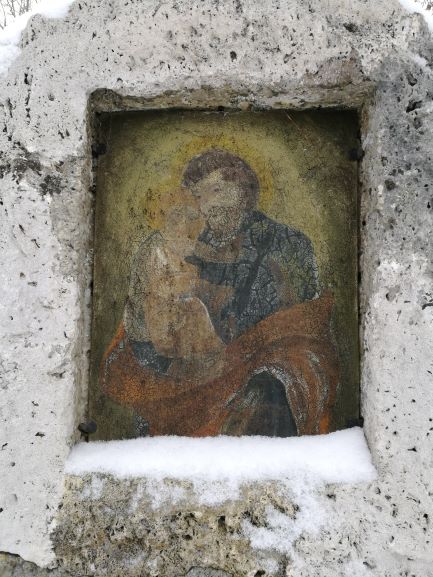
101, 292, 338, 437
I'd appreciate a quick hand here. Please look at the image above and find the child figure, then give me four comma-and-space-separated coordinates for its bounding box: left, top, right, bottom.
124, 201, 225, 376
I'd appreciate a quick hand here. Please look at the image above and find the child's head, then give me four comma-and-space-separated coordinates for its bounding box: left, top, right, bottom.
163, 204, 204, 254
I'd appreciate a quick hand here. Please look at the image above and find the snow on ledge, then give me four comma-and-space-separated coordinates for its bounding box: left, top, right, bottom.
399, 0, 433, 33
65, 427, 376, 485
0, 0, 75, 75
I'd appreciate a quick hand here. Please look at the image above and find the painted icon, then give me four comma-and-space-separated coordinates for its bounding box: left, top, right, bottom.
100, 148, 339, 437
91, 111, 359, 439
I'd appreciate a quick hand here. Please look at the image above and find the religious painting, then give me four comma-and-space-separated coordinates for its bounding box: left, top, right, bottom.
90, 110, 359, 439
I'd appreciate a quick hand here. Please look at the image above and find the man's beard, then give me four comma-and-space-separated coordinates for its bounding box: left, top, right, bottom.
205, 207, 245, 240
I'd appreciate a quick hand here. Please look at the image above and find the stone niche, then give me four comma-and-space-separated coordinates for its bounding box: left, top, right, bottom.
90, 109, 359, 441
0, 2, 433, 577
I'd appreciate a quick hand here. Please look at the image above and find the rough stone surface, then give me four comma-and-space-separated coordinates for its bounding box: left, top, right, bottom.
182, 569, 232, 577
0, 553, 234, 577
0, 0, 432, 575
52, 476, 297, 577
0, 554, 67, 577
0, 554, 236, 577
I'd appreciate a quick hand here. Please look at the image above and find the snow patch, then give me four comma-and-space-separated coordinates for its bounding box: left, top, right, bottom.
66, 428, 376, 485
241, 474, 327, 560
399, 0, 433, 33
410, 52, 430, 68
81, 475, 105, 500
0, 0, 75, 75
145, 479, 188, 509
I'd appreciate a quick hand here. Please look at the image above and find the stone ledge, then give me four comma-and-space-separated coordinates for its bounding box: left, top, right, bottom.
52, 430, 376, 577
52, 473, 368, 577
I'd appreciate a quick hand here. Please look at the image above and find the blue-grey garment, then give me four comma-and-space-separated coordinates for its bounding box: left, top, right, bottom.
186, 210, 319, 343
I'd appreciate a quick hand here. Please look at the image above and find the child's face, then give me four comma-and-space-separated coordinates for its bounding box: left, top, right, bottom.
164, 204, 204, 254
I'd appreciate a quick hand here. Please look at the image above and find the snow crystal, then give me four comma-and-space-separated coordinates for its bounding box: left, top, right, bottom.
399, 0, 433, 33
0, 0, 75, 75
65, 427, 376, 485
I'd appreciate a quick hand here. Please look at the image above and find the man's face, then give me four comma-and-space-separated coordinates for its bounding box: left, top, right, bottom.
191, 169, 247, 230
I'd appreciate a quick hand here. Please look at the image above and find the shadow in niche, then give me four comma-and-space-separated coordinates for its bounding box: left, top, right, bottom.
222, 371, 298, 437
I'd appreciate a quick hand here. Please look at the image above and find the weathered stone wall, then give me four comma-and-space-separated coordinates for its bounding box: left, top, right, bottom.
53, 476, 297, 577
0, 1, 432, 575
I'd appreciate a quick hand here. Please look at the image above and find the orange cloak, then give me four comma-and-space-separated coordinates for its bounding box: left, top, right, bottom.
101, 293, 339, 436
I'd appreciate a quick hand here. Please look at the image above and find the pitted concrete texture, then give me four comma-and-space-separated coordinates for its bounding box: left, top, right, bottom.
0, 0, 432, 575
0, 554, 233, 577
0, 554, 67, 577
181, 569, 232, 577
52, 476, 294, 577
46, 471, 433, 577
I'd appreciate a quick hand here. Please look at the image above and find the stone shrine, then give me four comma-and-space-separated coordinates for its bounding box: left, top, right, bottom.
0, 1, 432, 576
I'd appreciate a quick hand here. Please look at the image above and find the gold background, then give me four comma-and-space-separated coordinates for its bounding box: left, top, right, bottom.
91, 110, 359, 439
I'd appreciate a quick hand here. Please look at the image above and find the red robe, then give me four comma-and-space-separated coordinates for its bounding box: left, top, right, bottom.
100, 292, 339, 437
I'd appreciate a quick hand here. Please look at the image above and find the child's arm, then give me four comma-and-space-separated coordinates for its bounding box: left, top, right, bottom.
143, 246, 223, 359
